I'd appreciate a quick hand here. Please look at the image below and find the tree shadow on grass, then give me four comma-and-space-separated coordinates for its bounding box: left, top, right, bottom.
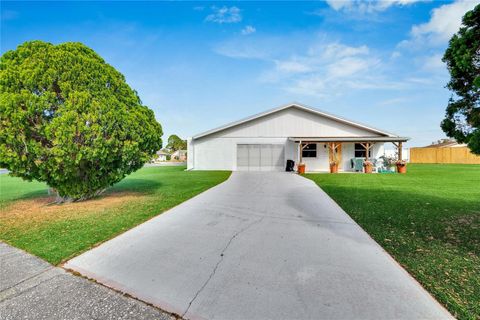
1, 179, 164, 209
0, 189, 50, 207
109, 178, 164, 194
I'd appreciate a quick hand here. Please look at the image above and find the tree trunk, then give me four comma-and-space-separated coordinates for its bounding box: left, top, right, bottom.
48, 187, 106, 203
48, 187, 73, 203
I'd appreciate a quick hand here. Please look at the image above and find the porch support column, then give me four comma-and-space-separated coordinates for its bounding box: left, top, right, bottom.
360, 142, 372, 161
328, 142, 341, 162
299, 141, 303, 164
392, 142, 403, 161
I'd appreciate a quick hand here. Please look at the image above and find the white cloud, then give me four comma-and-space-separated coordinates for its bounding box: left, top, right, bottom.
391, 51, 402, 59
404, 0, 478, 47
280, 47, 401, 95
274, 59, 311, 73
377, 97, 409, 107
327, 56, 374, 78
205, 6, 242, 24
261, 41, 386, 96
319, 43, 369, 59
214, 34, 421, 97
405, 77, 435, 85
422, 53, 446, 72
241, 25, 256, 35
326, 0, 428, 13
325, 0, 351, 10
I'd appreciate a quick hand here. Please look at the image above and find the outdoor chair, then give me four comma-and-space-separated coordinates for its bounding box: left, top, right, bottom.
351, 157, 364, 172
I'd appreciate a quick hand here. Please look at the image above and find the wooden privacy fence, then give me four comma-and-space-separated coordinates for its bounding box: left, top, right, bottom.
410, 147, 480, 164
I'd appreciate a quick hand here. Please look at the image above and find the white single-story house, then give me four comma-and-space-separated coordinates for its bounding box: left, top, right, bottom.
187, 103, 409, 172
154, 150, 171, 162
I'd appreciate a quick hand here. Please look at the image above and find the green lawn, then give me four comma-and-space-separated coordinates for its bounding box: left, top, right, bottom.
305, 164, 480, 320
0, 166, 230, 265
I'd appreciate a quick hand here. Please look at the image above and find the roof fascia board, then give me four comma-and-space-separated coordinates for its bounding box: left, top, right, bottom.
288, 137, 410, 142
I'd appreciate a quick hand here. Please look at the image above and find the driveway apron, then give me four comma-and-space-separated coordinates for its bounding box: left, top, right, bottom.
64, 172, 452, 320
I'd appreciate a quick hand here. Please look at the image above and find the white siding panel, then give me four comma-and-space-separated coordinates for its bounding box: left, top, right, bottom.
249, 145, 261, 171
272, 144, 284, 167
207, 108, 381, 138
236, 144, 249, 171
302, 143, 329, 172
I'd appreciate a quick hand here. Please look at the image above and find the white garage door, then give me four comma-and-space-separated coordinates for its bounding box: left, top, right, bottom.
237, 144, 284, 171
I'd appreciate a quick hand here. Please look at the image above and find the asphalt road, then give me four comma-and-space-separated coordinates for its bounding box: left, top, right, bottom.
65, 172, 453, 320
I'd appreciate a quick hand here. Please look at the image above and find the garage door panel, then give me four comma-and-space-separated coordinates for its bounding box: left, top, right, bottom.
260, 145, 272, 171
237, 144, 284, 171
236, 145, 249, 171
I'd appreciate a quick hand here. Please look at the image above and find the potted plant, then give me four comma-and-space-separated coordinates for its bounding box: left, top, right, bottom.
379, 155, 396, 172
330, 159, 339, 173
298, 163, 306, 174
396, 160, 407, 173
363, 160, 373, 173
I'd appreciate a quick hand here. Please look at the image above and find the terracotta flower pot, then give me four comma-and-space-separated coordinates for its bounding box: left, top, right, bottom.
396, 163, 407, 174
364, 162, 373, 174
298, 163, 306, 174
330, 163, 339, 173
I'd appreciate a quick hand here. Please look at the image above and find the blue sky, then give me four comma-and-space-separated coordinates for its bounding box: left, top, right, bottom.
2, 0, 479, 147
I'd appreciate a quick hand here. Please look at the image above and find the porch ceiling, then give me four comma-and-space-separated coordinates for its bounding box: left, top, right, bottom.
289, 136, 410, 143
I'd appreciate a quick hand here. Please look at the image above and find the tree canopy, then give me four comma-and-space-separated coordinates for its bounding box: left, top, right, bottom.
0, 41, 163, 201
166, 134, 186, 152
441, 4, 480, 154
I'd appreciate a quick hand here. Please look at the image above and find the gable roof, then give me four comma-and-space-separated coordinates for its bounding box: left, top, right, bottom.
192, 102, 400, 140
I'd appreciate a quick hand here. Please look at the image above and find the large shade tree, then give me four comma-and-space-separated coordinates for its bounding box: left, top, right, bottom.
441, 4, 480, 154
0, 41, 163, 201
166, 134, 186, 152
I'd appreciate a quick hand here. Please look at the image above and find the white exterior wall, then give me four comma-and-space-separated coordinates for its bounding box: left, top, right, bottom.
188, 107, 388, 171
190, 137, 289, 171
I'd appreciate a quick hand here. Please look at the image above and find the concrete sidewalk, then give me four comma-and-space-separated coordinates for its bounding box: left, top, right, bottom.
65, 172, 453, 320
0, 242, 174, 320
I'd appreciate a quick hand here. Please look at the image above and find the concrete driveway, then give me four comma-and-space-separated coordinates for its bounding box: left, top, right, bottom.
65, 172, 452, 320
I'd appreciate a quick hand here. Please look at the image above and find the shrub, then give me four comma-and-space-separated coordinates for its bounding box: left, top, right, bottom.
0, 41, 163, 201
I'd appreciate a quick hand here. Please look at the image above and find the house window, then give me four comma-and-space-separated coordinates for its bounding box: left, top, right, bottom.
354, 143, 372, 158
302, 143, 317, 158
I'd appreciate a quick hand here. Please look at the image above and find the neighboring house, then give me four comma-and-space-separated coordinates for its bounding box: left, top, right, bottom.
424, 139, 466, 148
187, 102, 409, 172
154, 150, 170, 162
171, 149, 187, 161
